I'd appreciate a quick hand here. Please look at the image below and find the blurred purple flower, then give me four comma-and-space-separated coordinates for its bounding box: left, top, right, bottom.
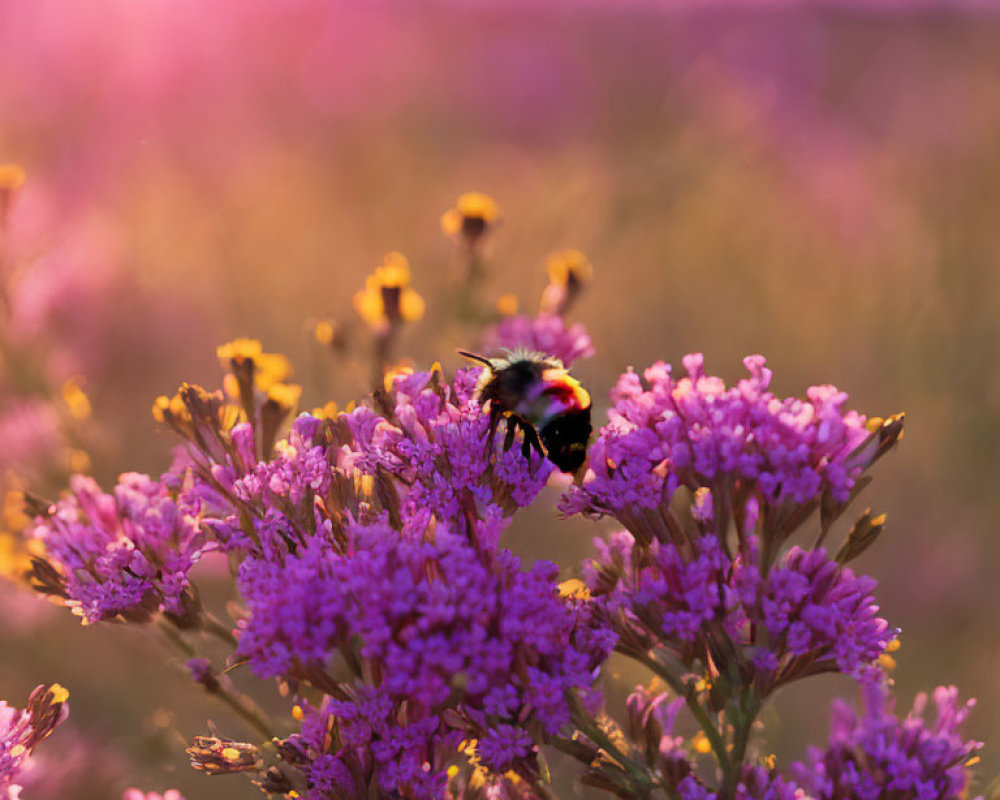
0, 400, 62, 481
121, 791, 186, 800
481, 313, 595, 367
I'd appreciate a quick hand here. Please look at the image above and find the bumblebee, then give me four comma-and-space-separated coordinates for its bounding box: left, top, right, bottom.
459, 349, 592, 474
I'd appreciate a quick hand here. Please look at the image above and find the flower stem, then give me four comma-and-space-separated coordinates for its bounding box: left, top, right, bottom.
633, 650, 730, 778
719, 691, 761, 800
564, 694, 656, 800
202, 611, 238, 647
205, 677, 277, 742
157, 620, 276, 741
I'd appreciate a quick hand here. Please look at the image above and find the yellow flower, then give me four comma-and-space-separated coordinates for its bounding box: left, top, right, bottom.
0, 164, 26, 191
314, 319, 338, 346
558, 578, 591, 601
496, 293, 519, 316
0, 533, 25, 581
383, 360, 414, 392
48, 684, 70, 704
0, 164, 26, 227
374, 250, 411, 288
216, 339, 293, 392
66, 448, 91, 474
152, 392, 188, 424
254, 352, 293, 392
61, 377, 92, 420
354, 470, 374, 498
2, 486, 30, 533
266, 382, 302, 411
0, 486, 43, 584
546, 249, 593, 286
440, 192, 501, 239
312, 318, 349, 353
216, 338, 262, 364
540, 249, 593, 315
219, 403, 244, 432
311, 401, 340, 420
353, 253, 425, 329
878, 637, 901, 671
223, 373, 240, 400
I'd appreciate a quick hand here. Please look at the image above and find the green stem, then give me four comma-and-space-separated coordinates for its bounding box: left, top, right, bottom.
157, 620, 277, 741
719, 693, 761, 800
202, 611, 238, 647
633, 650, 730, 777
531, 777, 556, 800
567, 701, 655, 799
207, 678, 277, 742
159, 618, 196, 656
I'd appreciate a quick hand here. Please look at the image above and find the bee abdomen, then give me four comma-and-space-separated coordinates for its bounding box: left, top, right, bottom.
539, 407, 592, 473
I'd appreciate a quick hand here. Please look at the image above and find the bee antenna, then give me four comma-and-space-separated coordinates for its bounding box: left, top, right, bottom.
457, 350, 494, 368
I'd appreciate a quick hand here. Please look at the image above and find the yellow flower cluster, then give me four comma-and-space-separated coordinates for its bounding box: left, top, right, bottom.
152, 392, 189, 425
540, 248, 593, 315
60, 377, 92, 420
0, 163, 27, 226
0, 487, 45, 584
440, 192, 501, 240
382, 360, 415, 392
216, 338, 292, 392
495, 293, 519, 316
0, 163, 27, 191
546, 248, 593, 287
353, 252, 425, 330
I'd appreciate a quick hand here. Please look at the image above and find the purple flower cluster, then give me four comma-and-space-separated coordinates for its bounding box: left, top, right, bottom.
587, 530, 894, 691
231, 417, 332, 508
1, 685, 69, 800
122, 791, 186, 800
29, 473, 208, 624
14, 332, 957, 800
237, 520, 614, 792
794, 681, 982, 800
166, 366, 555, 560
172, 414, 343, 556
677, 768, 806, 800
346, 367, 553, 529
561, 354, 870, 520
278, 691, 449, 800
481, 313, 595, 367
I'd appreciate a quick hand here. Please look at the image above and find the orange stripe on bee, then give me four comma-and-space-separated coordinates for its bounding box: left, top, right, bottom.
541, 368, 590, 410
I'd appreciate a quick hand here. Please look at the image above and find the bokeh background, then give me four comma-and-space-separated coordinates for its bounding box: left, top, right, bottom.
1, 1, 999, 797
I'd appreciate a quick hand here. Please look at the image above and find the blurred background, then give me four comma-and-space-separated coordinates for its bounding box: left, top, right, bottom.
1, 1, 999, 797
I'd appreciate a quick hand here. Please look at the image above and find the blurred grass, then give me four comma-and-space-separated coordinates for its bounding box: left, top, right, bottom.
2, 4, 1000, 798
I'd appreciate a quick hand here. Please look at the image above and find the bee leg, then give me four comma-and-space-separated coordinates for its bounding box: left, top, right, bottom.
521, 423, 545, 471
485, 407, 502, 459
503, 417, 518, 452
